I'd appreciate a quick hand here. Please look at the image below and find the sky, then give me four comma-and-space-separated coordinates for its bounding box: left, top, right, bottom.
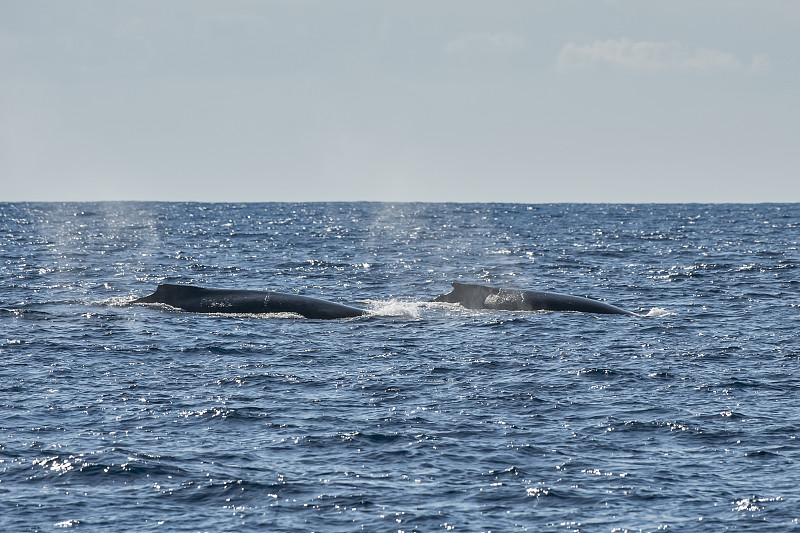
1, 0, 799, 203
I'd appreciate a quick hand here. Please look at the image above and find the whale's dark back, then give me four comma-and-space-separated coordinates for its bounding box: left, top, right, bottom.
133, 284, 206, 309
133, 284, 366, 319
432, 282, 636, 316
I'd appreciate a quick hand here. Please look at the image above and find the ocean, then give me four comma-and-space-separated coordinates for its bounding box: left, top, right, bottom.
1, 202, 798, 531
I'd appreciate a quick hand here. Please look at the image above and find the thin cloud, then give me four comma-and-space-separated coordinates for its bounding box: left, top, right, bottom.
196, 12, 271, 36
557, 38, 769, 73
0, 32, 18, 58
445, 32, 527, 55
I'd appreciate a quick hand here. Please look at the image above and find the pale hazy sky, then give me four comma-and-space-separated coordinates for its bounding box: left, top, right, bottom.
2, 1, 798, 202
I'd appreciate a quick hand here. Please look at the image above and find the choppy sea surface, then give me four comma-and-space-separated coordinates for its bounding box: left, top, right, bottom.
1, 202, 799, 532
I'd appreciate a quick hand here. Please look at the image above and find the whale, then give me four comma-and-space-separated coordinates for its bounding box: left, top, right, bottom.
132, 284, 366, 319
432, 282, 637, 316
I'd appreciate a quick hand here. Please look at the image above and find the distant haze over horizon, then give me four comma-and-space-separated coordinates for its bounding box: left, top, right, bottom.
2, 1, 798, 203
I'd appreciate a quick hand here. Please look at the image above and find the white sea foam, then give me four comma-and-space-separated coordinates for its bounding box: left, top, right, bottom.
644, 307, 676, 318
95, 296, 140, 307
363, 299, 423, 319
219, 312, 304, 320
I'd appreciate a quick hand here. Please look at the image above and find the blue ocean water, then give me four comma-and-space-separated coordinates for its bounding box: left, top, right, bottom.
1, 202, 798, 532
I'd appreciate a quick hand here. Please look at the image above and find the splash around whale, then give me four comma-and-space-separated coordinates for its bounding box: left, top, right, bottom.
132, 284, 367, 319
132, 282, 638, 319
432, 282, 637, 316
